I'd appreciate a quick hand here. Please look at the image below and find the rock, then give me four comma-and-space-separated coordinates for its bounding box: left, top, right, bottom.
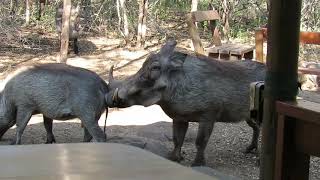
136, 121, 197, 142
107, 135, 169, 158
136, 121, 172, 141
192, 166, 239, 180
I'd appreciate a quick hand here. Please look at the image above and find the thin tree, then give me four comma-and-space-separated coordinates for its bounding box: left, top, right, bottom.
58, 0, 72, 63
25, 0, 31, 25
37, 0, 46, 20
10, 0, 18, 16
81, 0, 92, 30
191, 0, 198, 12
136, 0, 148, 48
116, 0, 129, 44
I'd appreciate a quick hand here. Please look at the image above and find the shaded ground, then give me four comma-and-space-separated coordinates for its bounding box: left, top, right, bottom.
1, 27, 320, 180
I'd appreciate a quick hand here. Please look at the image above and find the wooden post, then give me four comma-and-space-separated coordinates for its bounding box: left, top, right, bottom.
260, 0, 302, 179
58, 0, 71, 63
255, 28, 264, 63
186, 14, 205, 55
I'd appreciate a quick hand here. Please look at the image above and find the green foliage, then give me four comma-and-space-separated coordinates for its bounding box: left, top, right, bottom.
1, 0, 319, 41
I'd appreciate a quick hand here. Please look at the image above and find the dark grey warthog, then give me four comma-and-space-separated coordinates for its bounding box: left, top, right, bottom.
56, 2, 80, 55
0, 63, 108, 144
106, 40, 266, 166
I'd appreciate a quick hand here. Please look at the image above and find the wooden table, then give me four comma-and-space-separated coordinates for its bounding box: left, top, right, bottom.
206, 44, 255, 60
0, 143, 218, 180
275, 100, 320, 180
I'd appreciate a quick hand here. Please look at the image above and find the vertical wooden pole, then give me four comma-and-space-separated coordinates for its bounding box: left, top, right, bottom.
186, 14, 205, 55
260, 0, 302, 180
58, 0, 71, 63
255, 28, 264, 63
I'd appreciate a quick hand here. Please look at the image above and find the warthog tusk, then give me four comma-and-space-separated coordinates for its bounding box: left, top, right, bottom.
112, 88, 119, 102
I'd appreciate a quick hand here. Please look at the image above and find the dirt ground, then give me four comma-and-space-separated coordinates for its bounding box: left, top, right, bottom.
1, 31, 320, 180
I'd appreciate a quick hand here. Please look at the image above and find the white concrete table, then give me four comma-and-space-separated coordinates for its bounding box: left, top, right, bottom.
0, 143, 217, 180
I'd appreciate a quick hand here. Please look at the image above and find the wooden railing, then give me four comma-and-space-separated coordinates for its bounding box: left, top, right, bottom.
255, 28, 320, 76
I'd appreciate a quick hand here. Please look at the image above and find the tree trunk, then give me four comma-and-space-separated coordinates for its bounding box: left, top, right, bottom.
221, 0, 230, 40
58, 0, 72, 63
136, 0, 148, 48
10, 0, 18, 16
117, 0, 129, 44
136, 0, 144, 47
116, 0, 122, 33
81, 0, 92, 30
120, 0, 129, 44
37, 0, 46, 20
25, 0, 31, 25
140, 0, 148, 47
191, 0, 198, 12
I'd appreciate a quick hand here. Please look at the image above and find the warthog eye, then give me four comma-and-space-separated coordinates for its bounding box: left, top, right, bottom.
151, 66, 161, 71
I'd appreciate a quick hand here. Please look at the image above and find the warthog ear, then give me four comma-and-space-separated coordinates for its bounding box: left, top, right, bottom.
159, 40, 181, 68
159, 40, 177, 58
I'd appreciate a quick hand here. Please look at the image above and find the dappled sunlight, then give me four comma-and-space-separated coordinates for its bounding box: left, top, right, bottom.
9, 105, 172, 128
102, 105, 172, 126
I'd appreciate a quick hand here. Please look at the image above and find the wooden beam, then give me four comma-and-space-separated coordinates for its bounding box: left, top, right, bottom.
260, 0, 302, 180
191, 10, 220, 22
255, 28, 320, 62
300, 31, 320, 45
186, 14, 205, 55
298, 67, 320, 76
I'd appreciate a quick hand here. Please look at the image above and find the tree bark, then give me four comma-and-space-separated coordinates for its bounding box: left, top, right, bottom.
81, 0, 92, 30
117, 0, 129, 44
221, 0, 230, 40
191, 0, 198, 12
58, 0, 72, 63
10, 0, 18, 16
140, 0, 148, 47
37, 0, 46, 20
26, 0, 31, 25
120, 0, 129, 44
136, 0, 148, 48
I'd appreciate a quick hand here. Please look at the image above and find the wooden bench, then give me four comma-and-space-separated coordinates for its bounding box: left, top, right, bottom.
186, 10, 254, 60
275, 100, 320, 180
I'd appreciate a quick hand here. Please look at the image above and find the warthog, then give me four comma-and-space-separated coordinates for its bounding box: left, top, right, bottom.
106, 40, 266, 166
0, 63, 108, 144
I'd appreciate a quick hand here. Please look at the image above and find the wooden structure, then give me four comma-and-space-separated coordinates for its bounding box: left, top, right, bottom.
0, 143, 221, 180
275, 100, 320, 179
255, 28, 320, 64
255, 28, 320, 87
187, 10, 255, 60
259, 0, 320, 179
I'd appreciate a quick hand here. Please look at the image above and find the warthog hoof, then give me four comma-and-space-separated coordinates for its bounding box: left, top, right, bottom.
168, 152, 184, 162
192, 156, 206, 167
45, 137, 56, 144
244, 144, 258, 154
